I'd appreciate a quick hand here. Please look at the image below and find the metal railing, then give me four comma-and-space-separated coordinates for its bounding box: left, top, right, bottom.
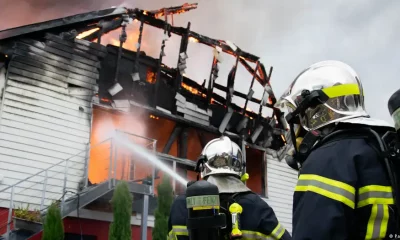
0, 130, 158, 238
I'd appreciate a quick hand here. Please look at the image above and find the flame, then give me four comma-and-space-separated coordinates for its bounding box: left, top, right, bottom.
268, 97, 273, 105
146, 69, 156, 84
155, 13, 164, 18
101, 98, 110, 102
102, 21, 159, 57
150, 115, 159, 120
76, 28, 100, 39
181, 82, 206, 98
109, 38, 120, 46
143, 11, 148, 15
189, 37, 199, 43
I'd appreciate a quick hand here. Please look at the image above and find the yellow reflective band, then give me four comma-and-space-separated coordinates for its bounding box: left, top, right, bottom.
271, 223, 286, 239
192, 205, 220, 210
169, 225, 188, 238
168, 230, 177, 240
365, 204, 389, 239
241, 224, 287, 240
295, 174, 356, 209
357, 185, 394, 208
322, 83, 361, 99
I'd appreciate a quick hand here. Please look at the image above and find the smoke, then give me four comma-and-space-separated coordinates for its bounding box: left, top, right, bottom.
2, 0, 400, 122
89, 107, 149, 183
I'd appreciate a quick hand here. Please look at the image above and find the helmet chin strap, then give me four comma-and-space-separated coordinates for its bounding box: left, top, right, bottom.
284, 89, 331, 170
195, 155, 206, 181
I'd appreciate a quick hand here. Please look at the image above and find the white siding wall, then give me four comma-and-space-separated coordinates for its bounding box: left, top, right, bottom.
264, 148, 298, 234
0, 35, 105, 211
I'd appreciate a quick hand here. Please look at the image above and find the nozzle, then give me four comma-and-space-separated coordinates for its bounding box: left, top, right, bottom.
229, 203, 243, 239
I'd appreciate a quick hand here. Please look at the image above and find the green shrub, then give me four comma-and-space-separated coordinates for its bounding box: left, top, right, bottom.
42, 203, 64, 240
109, 181, 133, 240
152, 176, 173, 240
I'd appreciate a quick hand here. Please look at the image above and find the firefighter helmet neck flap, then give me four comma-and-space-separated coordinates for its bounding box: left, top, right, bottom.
276, 60, 392, 170
195, 136, 250, 193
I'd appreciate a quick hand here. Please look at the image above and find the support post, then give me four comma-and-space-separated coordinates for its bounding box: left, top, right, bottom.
258, 66, 274, 116
242, 61, 260, 115
108, 139, 113, 189
151, 140, 157, 195
226, 55, 240, 108
196, 130, 207, 149
114, 24, 127, 85
162, 124, 183, 154
61, 157, 69, 214
178, 128, 189, 159
113, 144, 118, 187
241, 139, 247, 186
40, 170, 48, 210
155, 124, 182, 178
131, 17, 145, 96
140, 194, 149, 240
83, 143, 90, 188
206, 56, 217, 106
97, 27, 103, 44
176, 128, 189, 193
7, 186, 14, 238
261, 151, 267, 197
173, 22, 191, 114
153, 12, 170, 107
172, 161, 177, 193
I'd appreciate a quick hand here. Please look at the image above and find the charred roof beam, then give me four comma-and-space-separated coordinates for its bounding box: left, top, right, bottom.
130, 11, 259, 63
82, 17, 123, 42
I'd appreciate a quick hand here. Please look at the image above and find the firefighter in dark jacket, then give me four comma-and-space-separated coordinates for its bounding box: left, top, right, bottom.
276, 60, 399, 239
168, 136, 292, 240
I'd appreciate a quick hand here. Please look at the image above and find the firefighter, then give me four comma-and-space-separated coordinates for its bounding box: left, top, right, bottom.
168, 136, 292, 240
276, 60, 399, 239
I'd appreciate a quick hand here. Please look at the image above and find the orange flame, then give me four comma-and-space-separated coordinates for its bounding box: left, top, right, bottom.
181, 82, 206, 98
76, 28, 100, 39
189, 37, 199, 43
146, 69, 156, 84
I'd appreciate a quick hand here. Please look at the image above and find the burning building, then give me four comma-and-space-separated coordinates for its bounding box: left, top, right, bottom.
0, 3, 297, 240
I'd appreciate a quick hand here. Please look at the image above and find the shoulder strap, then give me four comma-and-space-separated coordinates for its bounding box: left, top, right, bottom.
315, 127, 400, 229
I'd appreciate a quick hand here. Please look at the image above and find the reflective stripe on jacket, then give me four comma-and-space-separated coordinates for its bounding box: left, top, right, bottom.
293, 136, 398, 240
168, 192, 292, 240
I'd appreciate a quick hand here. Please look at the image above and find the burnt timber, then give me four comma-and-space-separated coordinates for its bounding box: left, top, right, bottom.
0, 3, 287, 152
0, 4, 290, 239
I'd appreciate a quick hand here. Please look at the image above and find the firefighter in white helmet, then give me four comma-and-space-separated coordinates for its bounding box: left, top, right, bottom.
276, 60, 399, 239
168, 136, 291, 240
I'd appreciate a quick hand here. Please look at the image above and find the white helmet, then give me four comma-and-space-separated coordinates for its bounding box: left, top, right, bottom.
196, 136, 244, 179
276, 60, 392, 131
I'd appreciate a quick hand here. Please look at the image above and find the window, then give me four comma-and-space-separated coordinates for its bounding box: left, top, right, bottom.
245, 147, 267, 197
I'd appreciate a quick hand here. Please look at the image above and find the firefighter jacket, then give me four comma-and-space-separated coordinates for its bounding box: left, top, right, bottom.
292, 135, 398, 239
168, 192, 292, 240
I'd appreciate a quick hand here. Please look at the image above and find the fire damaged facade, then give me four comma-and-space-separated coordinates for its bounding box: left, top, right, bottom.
0, 3, 297, 240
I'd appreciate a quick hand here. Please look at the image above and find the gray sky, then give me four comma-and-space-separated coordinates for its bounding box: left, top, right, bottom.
1, 0, 399, 123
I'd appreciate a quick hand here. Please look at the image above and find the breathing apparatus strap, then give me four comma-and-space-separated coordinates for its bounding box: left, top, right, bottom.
195, 155, 206, 181
316, 127, 400, 229
220, 191, 252, 239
